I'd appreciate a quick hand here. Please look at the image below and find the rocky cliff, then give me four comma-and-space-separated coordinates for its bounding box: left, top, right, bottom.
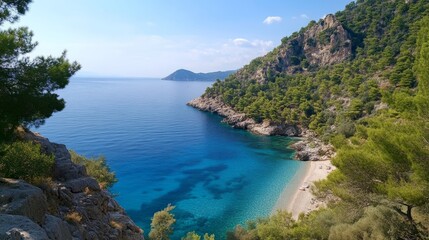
188, 97, 301, 136
188, 97, 334, 161
0, 130, 143, 240
187, 15, 345, 162
234, 14, 352, 84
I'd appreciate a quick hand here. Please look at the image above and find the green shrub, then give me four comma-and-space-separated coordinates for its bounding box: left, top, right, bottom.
336, 120, 356, 138
0, 141, 54, 182
69, 150, 117, 189
149, 204, 176, 240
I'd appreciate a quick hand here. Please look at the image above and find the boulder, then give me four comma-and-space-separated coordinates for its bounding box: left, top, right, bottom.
65, 177, 100, 193
0, 214, 49, 240
0, 178, 47, 224
42, 215, 73, 240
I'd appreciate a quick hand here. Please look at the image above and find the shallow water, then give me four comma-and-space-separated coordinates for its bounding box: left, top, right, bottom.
35, 78, 304, 239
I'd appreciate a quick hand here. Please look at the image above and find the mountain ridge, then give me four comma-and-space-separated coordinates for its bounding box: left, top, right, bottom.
162, 69, 236, 81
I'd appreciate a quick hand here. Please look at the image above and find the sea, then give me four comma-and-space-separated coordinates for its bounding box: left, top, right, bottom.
34, 77, 304, 239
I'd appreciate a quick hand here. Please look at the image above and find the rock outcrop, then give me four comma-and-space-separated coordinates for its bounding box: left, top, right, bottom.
0, 129, 144, 240
188, 97, 300, 136
233, 14, 352, 84
188, 15, 344, 161
188, 97, 335, 161
289, 130, 335, 161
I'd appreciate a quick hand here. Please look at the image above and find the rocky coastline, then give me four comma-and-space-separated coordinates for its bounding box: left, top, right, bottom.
0, 129, 144, 240
187, 96, 335, 161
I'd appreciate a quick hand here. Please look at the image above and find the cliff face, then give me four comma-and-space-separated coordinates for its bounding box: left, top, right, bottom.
234, 14, 352, 84
187, 97, 334, 161
188, 15, 345, 161
188, 97, 300, 136
0, 130, 144, 240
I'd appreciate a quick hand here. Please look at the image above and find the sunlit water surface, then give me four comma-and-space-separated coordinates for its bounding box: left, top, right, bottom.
35, 78, 304, 239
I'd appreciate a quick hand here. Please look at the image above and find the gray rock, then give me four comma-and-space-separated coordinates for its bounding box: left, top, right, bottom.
65, 177, 100, 193
42, 215, 72, 240
17, 129, 145, 240
188, 97, 300, 137
0, 179, 47, 224
22, 130, 86, 182
0, 214, 49, 240
109, 212, 144, 240
290, 130, 335, 161
231, 14, 352, 84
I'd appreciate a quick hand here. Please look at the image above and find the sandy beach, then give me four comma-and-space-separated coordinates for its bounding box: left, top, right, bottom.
273, 160, 335, 219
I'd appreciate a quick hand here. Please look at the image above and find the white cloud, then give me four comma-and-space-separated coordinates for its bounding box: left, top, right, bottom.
300, 14, 309, 19
232, 38, 273, 48
263, 16, 282, 25
232, 38, 250, 46
291, 14, 310, 21
33, 34, 276, 77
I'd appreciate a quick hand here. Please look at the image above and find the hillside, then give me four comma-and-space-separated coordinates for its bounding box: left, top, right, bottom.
191, 0, 428, 139
0, 129, 143, 239
162, 69, 235, 81
189, 0, 429, 238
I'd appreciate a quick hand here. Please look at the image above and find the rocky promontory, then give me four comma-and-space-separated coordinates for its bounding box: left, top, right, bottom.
0, 129, 144, 240
188, 97, 334, 161
188, 97, 300, 136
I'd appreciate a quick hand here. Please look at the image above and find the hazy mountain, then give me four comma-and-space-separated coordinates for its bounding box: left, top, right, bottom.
162, 69, 236, 81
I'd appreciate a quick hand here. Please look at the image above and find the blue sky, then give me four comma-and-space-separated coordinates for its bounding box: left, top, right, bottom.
15, 0, 353, 77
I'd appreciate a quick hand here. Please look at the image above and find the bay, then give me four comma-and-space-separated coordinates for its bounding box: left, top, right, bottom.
35, 78, 304, 239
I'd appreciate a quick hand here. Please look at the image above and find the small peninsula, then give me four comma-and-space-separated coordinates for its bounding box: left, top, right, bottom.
162, 69, 236, 81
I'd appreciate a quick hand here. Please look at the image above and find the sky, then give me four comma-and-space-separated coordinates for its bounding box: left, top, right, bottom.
13, 0, 353, 77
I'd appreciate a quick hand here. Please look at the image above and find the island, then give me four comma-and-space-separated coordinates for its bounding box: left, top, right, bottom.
162, 69, 236, 81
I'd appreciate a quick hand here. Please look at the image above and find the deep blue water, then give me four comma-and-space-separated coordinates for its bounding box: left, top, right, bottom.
35, 78, 304, 239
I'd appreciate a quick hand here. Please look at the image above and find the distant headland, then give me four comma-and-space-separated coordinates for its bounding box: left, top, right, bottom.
162, 69, 236, 81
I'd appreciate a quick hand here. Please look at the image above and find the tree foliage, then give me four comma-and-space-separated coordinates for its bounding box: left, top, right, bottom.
149, 204, 176, 240
201, 0, 429, 239
204, 0, 429, 142
0, 0, 80, 139
69, 150, 117, 189
182, 232, 215, 240
0, 140, 54, 182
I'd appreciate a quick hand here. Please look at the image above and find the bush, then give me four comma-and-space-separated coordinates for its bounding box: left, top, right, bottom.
69, 150, 117, 189
0, 141, 54, 182
149, 204, 176, 240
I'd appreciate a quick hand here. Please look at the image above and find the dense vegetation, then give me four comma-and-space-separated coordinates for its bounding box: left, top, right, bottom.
0, 0, 80, 140
0, 1, 105, 188
0, 140, 54, 182
0, 0, 80, 182
69, 150, 118, 189
199, 0, 429, 239
148, 204, 216, 240
205, 0, 429, 142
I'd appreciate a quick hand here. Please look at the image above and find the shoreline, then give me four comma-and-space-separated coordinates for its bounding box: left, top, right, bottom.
272, 160, 335, 219
187, 96, 336, 219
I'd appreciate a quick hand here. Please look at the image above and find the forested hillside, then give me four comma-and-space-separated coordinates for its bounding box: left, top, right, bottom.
204, 0, 429, 141
194, 0, 429, 238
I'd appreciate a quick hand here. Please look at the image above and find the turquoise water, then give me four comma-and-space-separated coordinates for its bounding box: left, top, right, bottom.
35, 78, 304, 239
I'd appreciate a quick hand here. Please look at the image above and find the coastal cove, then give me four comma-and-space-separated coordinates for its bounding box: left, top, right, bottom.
34, 78, 306, 239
